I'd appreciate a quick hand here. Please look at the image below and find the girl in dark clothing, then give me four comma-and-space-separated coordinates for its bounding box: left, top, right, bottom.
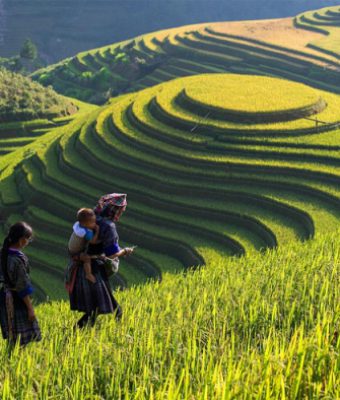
0, 222, 41, 346
68, 193, 134, 328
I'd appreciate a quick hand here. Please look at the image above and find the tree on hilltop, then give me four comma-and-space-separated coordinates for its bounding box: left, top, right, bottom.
20, 38, 38, 60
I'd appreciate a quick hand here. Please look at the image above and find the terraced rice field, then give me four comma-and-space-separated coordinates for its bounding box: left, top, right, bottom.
0, 118, 72, 157
1, 73, 340, 301
31, 6, 340, 104
295, 6, 340, 58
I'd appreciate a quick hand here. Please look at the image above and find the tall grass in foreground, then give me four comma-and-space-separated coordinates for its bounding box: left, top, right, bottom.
0, 231, 339, 399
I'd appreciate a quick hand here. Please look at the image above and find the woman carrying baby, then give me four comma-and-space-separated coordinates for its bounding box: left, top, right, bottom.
68, 193, 134, 328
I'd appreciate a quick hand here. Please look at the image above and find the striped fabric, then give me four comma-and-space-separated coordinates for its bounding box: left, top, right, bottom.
0, 288, 41, 346
69, 261, 120, 314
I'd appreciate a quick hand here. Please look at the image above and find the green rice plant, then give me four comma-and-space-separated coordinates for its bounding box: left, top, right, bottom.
0, 229, 338, 399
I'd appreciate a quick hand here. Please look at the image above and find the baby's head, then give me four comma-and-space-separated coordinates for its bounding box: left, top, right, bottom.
77, 208, 96, 229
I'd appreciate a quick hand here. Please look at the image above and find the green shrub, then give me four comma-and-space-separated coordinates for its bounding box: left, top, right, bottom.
0, 67, 76, 122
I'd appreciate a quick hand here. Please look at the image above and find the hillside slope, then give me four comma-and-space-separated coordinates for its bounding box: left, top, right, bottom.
0, 92, 96, 175
30, 6, 340, 104
0, 67, 77, 122
1, 73, 340, 300
295, 5, 340, 58
2, 0, 338, 63
0, 68, 85, 158
0, 230, 338, 399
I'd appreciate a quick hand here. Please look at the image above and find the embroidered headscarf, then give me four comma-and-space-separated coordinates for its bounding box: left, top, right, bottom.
94, 193, 127, 220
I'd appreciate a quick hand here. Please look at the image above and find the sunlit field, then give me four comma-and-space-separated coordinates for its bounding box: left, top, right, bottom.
1, 231, 339, 399
1, 4, 340, 399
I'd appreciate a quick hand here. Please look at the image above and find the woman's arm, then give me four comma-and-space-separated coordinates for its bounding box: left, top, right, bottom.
107, 247, 134, 259
12, 257, 36, 321
22, 295, 36, 321
101, 220, 134, 258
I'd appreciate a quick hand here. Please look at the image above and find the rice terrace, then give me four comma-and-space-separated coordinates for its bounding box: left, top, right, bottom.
0, 2, 339, 399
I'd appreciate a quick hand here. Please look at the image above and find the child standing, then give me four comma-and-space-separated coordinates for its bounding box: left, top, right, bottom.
0, 222, 41, 346
68, 208, 99, 283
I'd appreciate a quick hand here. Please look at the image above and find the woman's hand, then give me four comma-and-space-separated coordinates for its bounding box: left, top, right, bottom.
123, 247, 134, 256
23, 295, 36, 321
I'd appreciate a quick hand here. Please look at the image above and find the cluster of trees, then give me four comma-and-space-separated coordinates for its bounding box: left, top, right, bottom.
0, 67, 74, 122
0, 38, 42, 75
36, 47, 166, 104
79, 66, 130, 103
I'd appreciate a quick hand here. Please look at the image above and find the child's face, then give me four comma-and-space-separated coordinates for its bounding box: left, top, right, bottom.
82, 215, 97, 229
19, 236, 33, 249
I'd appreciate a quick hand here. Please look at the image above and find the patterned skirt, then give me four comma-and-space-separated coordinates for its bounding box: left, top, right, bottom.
69, 260, 120, 314
0, 288, 42, 346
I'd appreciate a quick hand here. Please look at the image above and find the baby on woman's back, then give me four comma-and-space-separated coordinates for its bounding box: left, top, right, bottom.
68, 208, 99, 283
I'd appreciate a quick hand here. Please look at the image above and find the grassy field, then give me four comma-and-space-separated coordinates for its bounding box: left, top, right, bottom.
0, 230, 339, 399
